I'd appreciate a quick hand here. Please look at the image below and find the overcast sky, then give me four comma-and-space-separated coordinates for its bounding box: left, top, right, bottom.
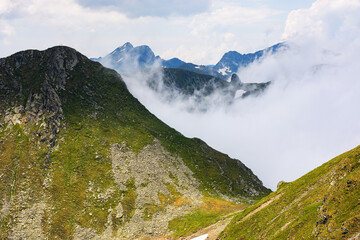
1, 0, 313, 64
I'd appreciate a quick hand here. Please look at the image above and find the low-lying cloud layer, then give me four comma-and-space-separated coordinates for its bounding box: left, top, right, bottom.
121, 0, 360, 190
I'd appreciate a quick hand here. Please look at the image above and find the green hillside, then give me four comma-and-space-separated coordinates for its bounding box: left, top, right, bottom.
219, 146, 360, 239
0, 46, 270, 239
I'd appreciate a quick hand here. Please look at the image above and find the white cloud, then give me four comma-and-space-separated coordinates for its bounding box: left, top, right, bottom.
0, 0, 15, 42
190, 1, 281, 35
0, 0, 13, 14
7, 0, 128, 25
0, 20, 14, 35
0, 0, 290, 64
75, 0, 211, 18
283, 0, 360, 47
160, 1, 284, 63
0, 0, 134, 57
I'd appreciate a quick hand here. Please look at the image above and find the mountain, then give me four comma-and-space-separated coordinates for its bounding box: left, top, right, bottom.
0, 46, 270, 239
174, 63, 224, 79
169, 43, 286, 80
93, 42, 285, 80
213, 43, 286, 79
94, 42, 157, 73
161, 68, 229, 96
219, 146, 360, 239
157, 69, 270, 99
94, 42, 185, 73
161, 57, 186, 68
141, 67, 270, 112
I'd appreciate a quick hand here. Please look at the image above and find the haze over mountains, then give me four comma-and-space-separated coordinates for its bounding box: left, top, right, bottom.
93, 42, 286, 80
91, 42, 277, 110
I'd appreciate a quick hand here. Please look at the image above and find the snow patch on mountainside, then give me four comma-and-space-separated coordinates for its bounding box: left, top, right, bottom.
218, 66, 230, 76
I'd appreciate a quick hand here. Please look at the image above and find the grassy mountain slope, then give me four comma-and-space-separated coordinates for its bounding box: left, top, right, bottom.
219, 146, 360, 240
0, 46, 270, 239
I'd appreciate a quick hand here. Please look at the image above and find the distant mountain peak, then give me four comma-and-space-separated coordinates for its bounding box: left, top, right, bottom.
92, 42, 286, 80
97, 42, 156, 73
213, 43, 287, 79
123, 41, 133, 48
118, 42, 134, 51
110, 42, 134, 56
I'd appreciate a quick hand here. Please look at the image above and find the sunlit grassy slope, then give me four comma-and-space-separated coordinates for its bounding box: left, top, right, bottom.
219, 146, 360, 239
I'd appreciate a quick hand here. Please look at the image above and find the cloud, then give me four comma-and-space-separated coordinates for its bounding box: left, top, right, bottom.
0, 20, 15, 39
0, 0, 13, 15
160, 1, 284, 64
190, 1, 281, 35
0, 0, 16, 42
282, 0, 360, 47
0, 0, 289, 64
120, 0, 360, 190
0, 0, 133, 57
75, 0, 211, 18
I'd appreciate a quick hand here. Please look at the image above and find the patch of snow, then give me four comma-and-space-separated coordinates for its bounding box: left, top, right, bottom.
191, 234, 208, 240
235, 89, 246, 98
117, 57, 124, 62
195, 66, 200, 69
218, 66, 230, 75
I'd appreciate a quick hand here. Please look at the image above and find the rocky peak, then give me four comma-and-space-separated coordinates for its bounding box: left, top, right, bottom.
0, 46, 89, 164
111, 42, 134, 56
122, 42, 133, 49
99, 42, 156, 73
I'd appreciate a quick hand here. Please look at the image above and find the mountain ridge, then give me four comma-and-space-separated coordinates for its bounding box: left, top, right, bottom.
93, 42, 286, 80
213, 42, 285, 78
0, 46, 270, 239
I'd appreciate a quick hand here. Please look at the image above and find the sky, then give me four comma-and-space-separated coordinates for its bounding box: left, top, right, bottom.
2, 0, 360, 190
0, 0, 313, 64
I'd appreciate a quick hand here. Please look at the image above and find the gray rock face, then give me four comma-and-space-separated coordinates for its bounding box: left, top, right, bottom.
0, 46, 86, 163
110, 139, 202, 238
73, 139, 203, 239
